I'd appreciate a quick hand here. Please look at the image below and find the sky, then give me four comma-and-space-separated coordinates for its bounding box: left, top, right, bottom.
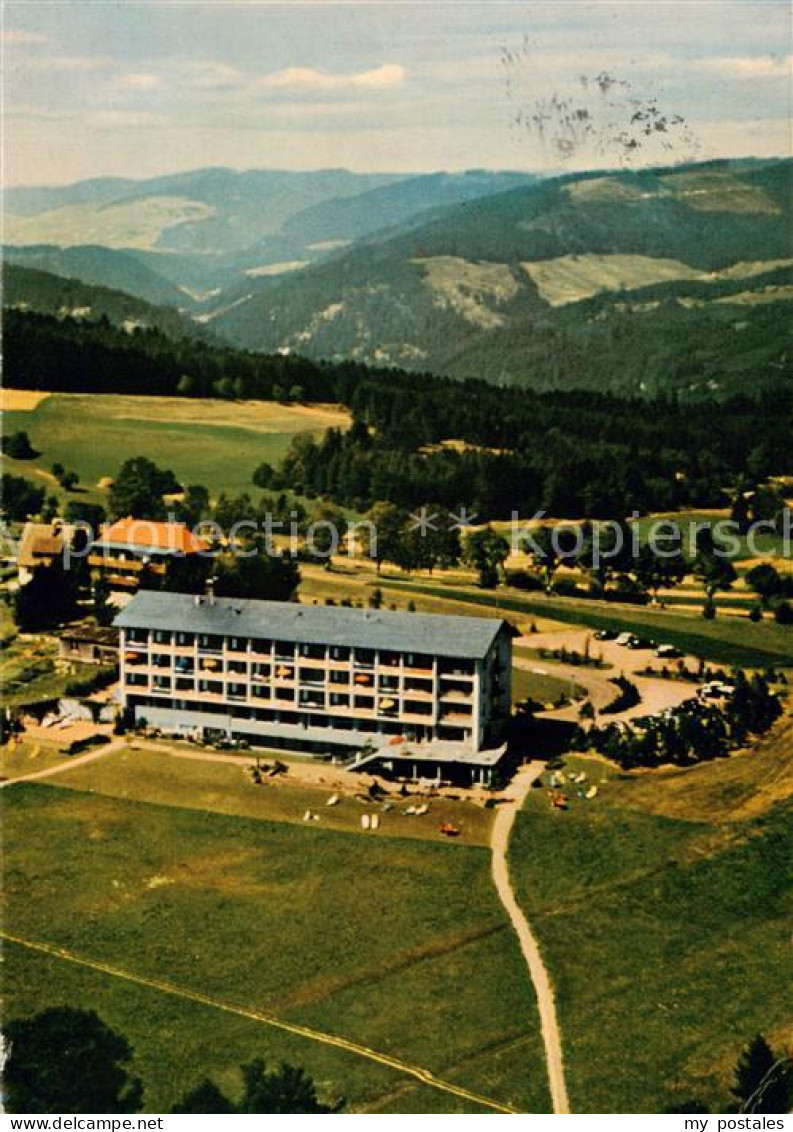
4, 0, 791, 186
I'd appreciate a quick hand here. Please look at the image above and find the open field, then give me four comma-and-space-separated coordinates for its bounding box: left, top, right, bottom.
48, 744, 495, 846
508, 722, 793, 1113
376, 579, 793, 668
0, 739, 76, 780
3, 782, 551, 1113
1, 390, 350, 500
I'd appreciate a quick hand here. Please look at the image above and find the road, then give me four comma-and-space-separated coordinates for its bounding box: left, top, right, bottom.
490, 762, 571, 1115
0, 736, 125, 789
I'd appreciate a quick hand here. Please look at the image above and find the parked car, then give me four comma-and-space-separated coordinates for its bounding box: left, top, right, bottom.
627, 636, 655, 650
656, 643, 683, 658
594, 629, 618, 641
614, 632, 635, 646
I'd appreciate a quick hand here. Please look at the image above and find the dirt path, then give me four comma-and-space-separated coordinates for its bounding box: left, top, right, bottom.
2, 930, 518, 1114
0, 737, 126, 789
490, 762, 571, 1114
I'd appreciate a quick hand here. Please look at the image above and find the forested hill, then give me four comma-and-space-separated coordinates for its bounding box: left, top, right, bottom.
4, 307, 790, 519
209, 158, 793, 398
2, 264, 208, 342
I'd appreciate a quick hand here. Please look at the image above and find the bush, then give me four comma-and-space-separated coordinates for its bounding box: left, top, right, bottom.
65, 733, 111, 756
505, 569, 544, 592
64, 665, 118, 698
601, 676, 641, 715
773, 599, 793, 625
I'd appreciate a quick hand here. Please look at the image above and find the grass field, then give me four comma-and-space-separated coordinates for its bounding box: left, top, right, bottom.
376, 579, 793, 668
0, 739, 76, 780
508, 720, 793, 1113
3, 781, 551, 1113
1, 391, 349, 500
49, 744, 495, 846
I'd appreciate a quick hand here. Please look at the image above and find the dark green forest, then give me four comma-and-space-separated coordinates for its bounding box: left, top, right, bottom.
4, 309, 791, 520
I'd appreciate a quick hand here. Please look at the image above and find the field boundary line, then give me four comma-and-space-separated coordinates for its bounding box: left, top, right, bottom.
2, 930, 520, 1115
490, 763, 571, 1114
0, 738, 125, 789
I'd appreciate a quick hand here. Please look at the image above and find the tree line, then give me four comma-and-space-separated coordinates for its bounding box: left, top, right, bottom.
4, 308, 791, 523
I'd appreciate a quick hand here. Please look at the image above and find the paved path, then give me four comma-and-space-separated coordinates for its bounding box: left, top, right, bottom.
1, 930, 519, 1114
490, 762, 571, 1114
0, 737, 126, 789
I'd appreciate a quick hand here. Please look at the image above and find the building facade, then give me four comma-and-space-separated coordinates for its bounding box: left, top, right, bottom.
58, 625, 119, 666
115, 591, 512, 774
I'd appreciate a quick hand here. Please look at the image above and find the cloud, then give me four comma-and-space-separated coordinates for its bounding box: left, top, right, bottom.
1, 29, 52, 45
86, 110, 168, 129
700, 54, 792, 79
116, 72, 163, 91
254, 63, 405, 93
179, 61, 244, 90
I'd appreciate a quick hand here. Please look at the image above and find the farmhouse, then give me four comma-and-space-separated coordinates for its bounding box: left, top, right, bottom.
58, 624, 119, 665
88, 518, 210, 591
17, 521, 67, 584
115, 591, 513, 783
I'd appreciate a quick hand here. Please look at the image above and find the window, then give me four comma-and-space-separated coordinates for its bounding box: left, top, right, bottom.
299, 643, 325, 660
274, 640, 295, 659
176, 632, 194, 646
127, 628, 148, 644
330, 645, 350, 661
153, 630, 171, 645
299, 667, 325, 686
228, 660, 247, 674
251, 638, 271, 654
152, 653, 171, 669
198, 679, 222, 695
175, 677, 193, 691
354, 648, 375, 667
330, 670, 349, 685
198, 634, 223, 652
329, 692, 349, 707
127, 673, 147, 687
299, 689, 325, 708
228, 682, 247, 700
252, 685, 270, 700
153, 675, 171, 692
175, 657, 194, 673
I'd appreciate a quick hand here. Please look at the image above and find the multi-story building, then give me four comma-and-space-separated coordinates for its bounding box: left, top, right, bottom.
115, 590, 513, 784
89, 519, 210, 592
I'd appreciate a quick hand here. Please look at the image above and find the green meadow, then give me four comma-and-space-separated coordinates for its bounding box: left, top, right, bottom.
2, 781, 550, 1113
2, 391, 349, 500
508, 744, 793, 1113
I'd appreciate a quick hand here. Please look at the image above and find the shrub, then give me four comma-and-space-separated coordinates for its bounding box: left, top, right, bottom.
64, 665, 118, 698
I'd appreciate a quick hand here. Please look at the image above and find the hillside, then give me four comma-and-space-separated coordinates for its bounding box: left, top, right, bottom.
211, 159, 793, 397
5, 167, 539, 297
3, 245, 187, 309
2, 264, 208, 342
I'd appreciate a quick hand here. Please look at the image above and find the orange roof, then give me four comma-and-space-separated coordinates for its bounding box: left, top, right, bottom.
96, 518, 209, 555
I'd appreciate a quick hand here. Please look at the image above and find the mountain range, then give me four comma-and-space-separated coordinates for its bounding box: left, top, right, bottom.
4, 158, 791, 398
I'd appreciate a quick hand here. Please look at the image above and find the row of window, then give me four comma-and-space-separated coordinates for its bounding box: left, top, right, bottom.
127, 695, 472, 741
123, 629, 474, 674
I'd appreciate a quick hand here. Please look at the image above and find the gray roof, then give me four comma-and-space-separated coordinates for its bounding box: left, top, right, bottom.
114, 590, 506, 659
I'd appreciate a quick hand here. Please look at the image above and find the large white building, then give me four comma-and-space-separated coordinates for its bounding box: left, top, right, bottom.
115, 591, 513, 783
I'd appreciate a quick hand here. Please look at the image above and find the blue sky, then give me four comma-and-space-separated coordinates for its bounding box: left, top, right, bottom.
5, 1, 791, 185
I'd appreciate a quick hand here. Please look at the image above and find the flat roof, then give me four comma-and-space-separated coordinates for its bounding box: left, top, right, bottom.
114, 590, 507, 660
